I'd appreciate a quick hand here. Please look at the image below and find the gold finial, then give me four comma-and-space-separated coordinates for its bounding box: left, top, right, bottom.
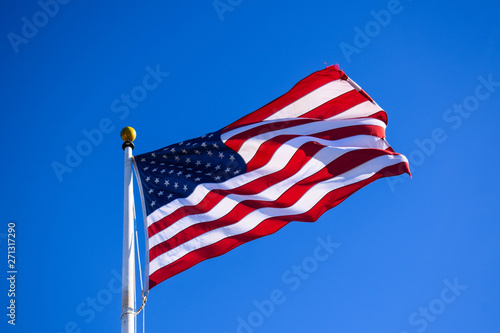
120, 127, 136, 142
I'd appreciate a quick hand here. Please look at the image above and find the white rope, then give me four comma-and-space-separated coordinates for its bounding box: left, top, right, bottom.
132, 197, 144, 304
133, 195, 148, 333
135, 230, 144, 295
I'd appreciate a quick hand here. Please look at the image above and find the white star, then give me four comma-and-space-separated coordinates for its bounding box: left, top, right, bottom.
207, 150, 213, 157
174, 182, 179, 189
164, 180, 170, 186
194, 150, 201, 155
162, 155, 168, 159
160, 169, 166, 174
225, 167, 231, 173
158, 191, 164, 196
208, 133, 214, 138
151, 153, 156, 157
150, 201, 156, 207
195, 160, 201, 166
145, 176, 151, 182
152, 168, 157, 172
167, 194, 173, 199
215, 165, 221, 170
182, 149, 188, 154
143, 166, 149, 171
141, 158, 146, 162
177, 171, 183, 176
169, 170, 174, 174
175, 156, 181, 161
233, 170, 241, 175
186, 174, 192, 178
229, 155, 235, 162
195, 177, 201, 182
170, 148, 176, 153
205, 162, 211, 168
201, 142, 207, 148
213, 143, 219, 149
214, 176, 221, 180
154, 178, 160, 184
148, 189, 154, 194
185, 158, 191, 164
218, 152, 224, 159
183, 185, 188, 191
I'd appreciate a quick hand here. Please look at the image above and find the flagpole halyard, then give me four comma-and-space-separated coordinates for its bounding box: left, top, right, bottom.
121, 127, 137, 333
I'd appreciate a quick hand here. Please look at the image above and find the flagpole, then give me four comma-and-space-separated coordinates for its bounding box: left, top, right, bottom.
121, 127, 137, 333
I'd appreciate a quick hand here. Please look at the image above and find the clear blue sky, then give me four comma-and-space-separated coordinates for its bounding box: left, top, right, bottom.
1, 0, 499, 332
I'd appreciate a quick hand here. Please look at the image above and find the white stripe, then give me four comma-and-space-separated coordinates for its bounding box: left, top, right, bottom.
262, 79, 355, 121
221, 118, 301, 141
227, 118, 386, 163
146, 133, 389, 226
222, 117, 385, 144
149, 154, 408, 274
327, 100, 383, 121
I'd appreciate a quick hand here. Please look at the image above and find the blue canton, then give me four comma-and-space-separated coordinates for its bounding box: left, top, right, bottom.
135, 130, 247, 215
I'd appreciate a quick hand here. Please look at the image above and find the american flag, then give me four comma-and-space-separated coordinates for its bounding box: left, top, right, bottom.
134, 65, 410, 290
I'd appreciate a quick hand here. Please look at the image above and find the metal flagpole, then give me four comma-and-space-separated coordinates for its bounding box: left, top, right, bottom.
121, 127, 137, 333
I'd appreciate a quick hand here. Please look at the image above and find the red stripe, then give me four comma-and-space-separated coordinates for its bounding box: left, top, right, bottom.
225, 118, 315, 152
148, 161, 410, 289
149, 218, 289, 289
223, 67, 346, 130
224, 90, 382, 153
364, 111, 388, 124
245, 134, 297, 172
243, 124, 386, 172
300, 89, 370, 120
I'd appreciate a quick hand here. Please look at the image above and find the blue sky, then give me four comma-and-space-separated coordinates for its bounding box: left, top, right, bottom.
1, 0, 500, 332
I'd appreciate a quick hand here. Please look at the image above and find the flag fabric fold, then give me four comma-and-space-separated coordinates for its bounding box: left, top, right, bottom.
134, 65, 410, 290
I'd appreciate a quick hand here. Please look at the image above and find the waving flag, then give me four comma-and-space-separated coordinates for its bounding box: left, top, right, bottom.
134, 65, 410, 290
